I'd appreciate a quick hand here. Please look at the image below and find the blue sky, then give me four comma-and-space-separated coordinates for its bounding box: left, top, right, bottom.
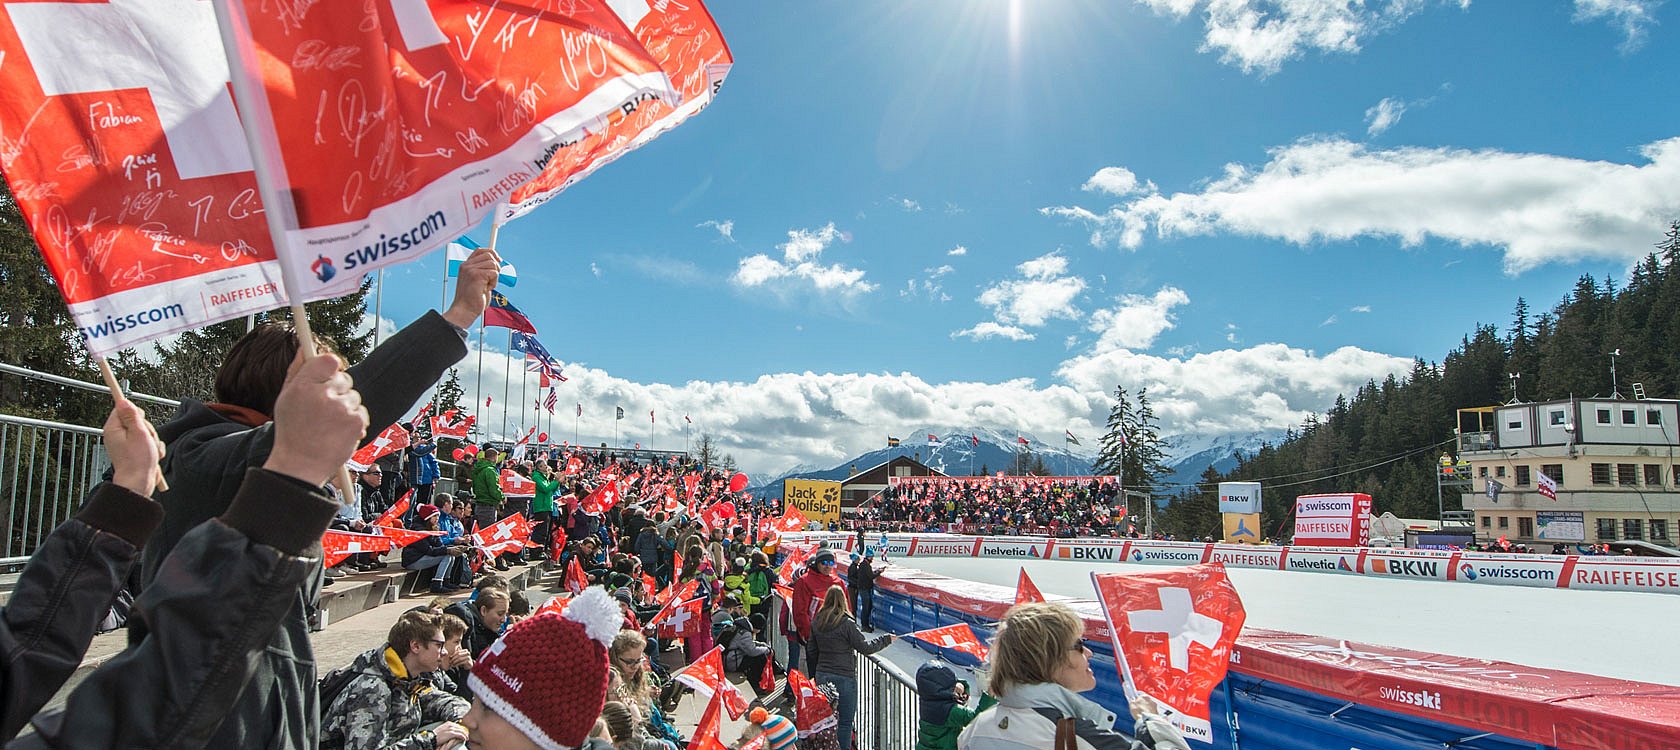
375, 0, 1680, 473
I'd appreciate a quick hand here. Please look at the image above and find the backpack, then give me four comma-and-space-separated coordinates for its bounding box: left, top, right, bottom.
317, 663, 360, 710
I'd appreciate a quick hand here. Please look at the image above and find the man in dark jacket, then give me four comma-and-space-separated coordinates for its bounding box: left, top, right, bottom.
633, 524, 673, 585
133, 248, 500, 750
319, 610, 469, 750
12, 352, 366, 748
401, 505, 464, 593
443, 588, 510, 660
847, 549, 887, 632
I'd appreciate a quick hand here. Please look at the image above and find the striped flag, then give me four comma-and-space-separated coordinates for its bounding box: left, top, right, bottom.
545, 388, 558, 414
1065, 430, 1081, 446
446, 238, 518, 287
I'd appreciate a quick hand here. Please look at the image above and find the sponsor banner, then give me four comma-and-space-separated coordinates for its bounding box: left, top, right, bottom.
976, 538, 1045, 559
1293, 493, 1372, 547
1050, 539, 1131, 563
1222, 512, 1262, 544
783, 479, 842, 525
1363, 548, 1454, 580
1451, 554, 1566, 588
1280, 547, 1361, 574
1218, 482, 1262, 514
908, 537, 978, 557
1295, 493, 1361, 517
1126, 542, 1210, 565
1536, 510, 1586, 542
1208, 545, 1285, 570
888, 474, 1118, 486
1564, 559, 1680, 593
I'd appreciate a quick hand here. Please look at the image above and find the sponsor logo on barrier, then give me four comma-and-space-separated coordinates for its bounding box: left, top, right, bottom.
1058, 546, 1115, 561
915, 542, 973, 556
1371, 559, 1439, 578
1288, 558, 1338, 571
981, 544, 1039, 557
1299, 499, 1354, 513
1462, 564, 1554, 582
1572, 568, 1680, 589
1132, 549, 1202, 563
1210, 551, 1278, 568
1459, 563, 1477, 580
1296, 520, 1352, 535
1338, 558, 1354, 572
1379, 685, 1442, 711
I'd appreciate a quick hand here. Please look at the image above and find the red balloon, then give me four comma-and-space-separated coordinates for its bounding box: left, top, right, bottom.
729, 472, 749, 493
464, 444, 479, 456
451, 448, 466, 461
538, 432, 549, 443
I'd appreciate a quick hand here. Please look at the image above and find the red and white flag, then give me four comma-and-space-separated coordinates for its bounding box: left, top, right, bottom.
348, 423, 411, 471
375, 525, 442, 548
687, 690, 729, 750
656, 578, 699, 608
788, 669, 836, 736
0, 3, 361, 356
1015, 569, 1046, 606
502, 0, 733, 222
674, 646, 749, 720
579, 479, 621, 515
213, 0, 682, 299
499, 468, 536, 498
373, 490, 414, 529
471, 513, 532, 552
904, 623, 988, 662
322, 529, 395, 567
1537, 471, 1558, 500
564, 556, 589, 595
431, 409, 475, 439
1091, 564, 1247, 744
565, 456, 585, 476
699, 500, 737, 532
651, 596, 706, 640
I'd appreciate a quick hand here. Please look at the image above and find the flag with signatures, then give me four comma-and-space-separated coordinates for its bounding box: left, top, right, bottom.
213, 0, 680, 299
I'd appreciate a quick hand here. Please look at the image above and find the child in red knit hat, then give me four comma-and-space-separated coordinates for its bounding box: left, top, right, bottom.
460, 586, 623, 749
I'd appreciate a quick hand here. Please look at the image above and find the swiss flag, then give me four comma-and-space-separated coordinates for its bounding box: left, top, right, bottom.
1015, 569, 1046, 606
758, 653, 777, 693
1091, 564, 1247, 744
673, 646, 749, 720
671, 549, 685, 585
375, 525, 443, 548
683, 473, 702, 498
650, 596, 706, 640
579, 480, 621, 515
471, 513, 533, 550
565, 456, 585, 475
431, 409, 475, 439
788, 669, 837, 735
687, 690, 729, 750
904, 623, 989, 663
656, 578, 699, 608
348, 423, 411, 471
762, 504, 809, 537
216, 0, 683, 299
373, 490, 414, 529
533, 595, 568, 618
322, 529, 395, 567
699, 500, 737, 532
777, 544, 813, 581
499, 468, 536, 498
565, 556, 589, 595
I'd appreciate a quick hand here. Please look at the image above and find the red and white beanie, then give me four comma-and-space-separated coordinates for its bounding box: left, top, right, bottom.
469, 586, 622, 749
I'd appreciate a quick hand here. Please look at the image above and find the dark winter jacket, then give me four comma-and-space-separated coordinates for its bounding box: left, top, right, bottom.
633, 527, 673, 574
408, 443, 439, 486
914, 660, 994, 750
319, 645, 469, 750
400, 527, 452, 568
810, 614, 890, 678
442, 600, 501, 660
0, 483, 162, 741
138, 310, 467, 750
847, 556, 884, 591
14, 468, 339, 749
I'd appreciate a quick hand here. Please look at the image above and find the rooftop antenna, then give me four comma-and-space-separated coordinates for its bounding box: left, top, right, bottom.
1507, 372, 1521, 404
1610, 349, 1623, 399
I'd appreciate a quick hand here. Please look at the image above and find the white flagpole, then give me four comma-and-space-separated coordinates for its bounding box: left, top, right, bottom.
373, 268, 383, 348
502, 330, 512, 440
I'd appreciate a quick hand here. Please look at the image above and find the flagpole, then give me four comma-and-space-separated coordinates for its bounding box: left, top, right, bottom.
373, 268, 383, 348
575, 405, 580, 446
519, 362, 528, 440
475, 322, 485, 441
502, 330, 512, 440
210, 1, 353, 498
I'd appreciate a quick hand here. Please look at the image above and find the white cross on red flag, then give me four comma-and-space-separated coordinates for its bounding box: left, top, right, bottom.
788, 669, 836, 735
655, 578, 699, 608
213, 0, 682, 299
687, 690, 730, 750
499, 468, 536, 498
580, 479, 621, 515
322, 529, 395, 567
650, 596, 706, 640
430, 409, 474, 439
373, 490, 414, 529
564, 556, 590, 595
699, 500, 737, 532
673, 645, 749, 720
348, 423, 411, 471
1091, 564, 1247, 744
375, 525, 442, 548
471, 513, 532, 552
904, 623, 989, 663
1015, 568, 1046, 606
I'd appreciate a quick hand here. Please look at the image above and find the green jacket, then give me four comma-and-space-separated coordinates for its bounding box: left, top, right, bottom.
722, 571, 758, 606
917, 693, 995, 750
471, 459, 504, 507
531, 469, 560, 515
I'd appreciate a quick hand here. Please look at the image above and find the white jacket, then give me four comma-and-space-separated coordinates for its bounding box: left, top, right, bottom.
957, 683, 1138, 750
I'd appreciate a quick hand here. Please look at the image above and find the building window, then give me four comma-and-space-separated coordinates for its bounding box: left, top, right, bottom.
1481, 516, 1491, 529
1648, 409, 1663, 425
1495, 466, 1506, 478
1515, 466, 1530, 486
1592, 464, 1612, 485
1549, 409, 1567, 426
1618, 464, 1638, 486
1507, 418, 1523, 430
893, 466, 911, 477
1498, 517, 1509, 529
1518, 517, 1534, 537
1623, 409, 1637, 425
1623, 519, 1643, 540
1597, 408, 1612, 424
1652, 520, 1670, 541
1597, 518, 1618, 540
1541, 465, 1563, 485
1646, 464, 1662, 487
1478, 466, 1488, 477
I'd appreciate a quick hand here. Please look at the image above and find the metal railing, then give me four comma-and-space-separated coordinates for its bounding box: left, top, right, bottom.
856, 650, 919, 750
1, 414, 108, 565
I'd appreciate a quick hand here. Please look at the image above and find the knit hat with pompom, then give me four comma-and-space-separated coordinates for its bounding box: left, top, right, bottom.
469, 586, 622, 749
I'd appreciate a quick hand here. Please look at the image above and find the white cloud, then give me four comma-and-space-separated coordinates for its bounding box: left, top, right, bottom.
1573, 0, 1661, 51
965, 252, 1086, 335
1043, 136, 1680, 273
731, 223, 877, 297
895, 197, 923, 212
944, 202, 966, 215
947, 245, 969, 256
1321, 314, 1338, 326
928, 264, 955, 278
1087, 286, 1190, 352
1364, 97, 1407, 136
590, 262, 602, 278
1083, 166, 1154, 196
697, 219, 735, 242
954, 322, 1036, 341
901, 266, 954, 302
1225, 323, 1240, 344
1351, 305, 1372, 313
1135, 0, 1465, 75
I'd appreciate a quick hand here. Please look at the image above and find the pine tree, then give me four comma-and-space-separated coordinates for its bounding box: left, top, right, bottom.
1094, 385, 1171, 500
435, 368, 465, 418
265, 276, 376, 363
0, 181, 104, 424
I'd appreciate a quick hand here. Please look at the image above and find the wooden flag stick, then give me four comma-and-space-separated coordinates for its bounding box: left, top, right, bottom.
95, 357, 168, 492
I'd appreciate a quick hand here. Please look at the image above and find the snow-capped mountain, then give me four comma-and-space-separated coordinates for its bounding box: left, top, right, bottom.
1159, 431, 1276, 488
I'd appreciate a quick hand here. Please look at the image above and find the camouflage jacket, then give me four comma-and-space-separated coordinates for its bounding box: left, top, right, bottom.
320, 645, 469, 750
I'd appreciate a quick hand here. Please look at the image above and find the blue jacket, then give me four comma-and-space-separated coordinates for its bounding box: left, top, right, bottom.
408, 443, 439, 486
438, 514, 464, 545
